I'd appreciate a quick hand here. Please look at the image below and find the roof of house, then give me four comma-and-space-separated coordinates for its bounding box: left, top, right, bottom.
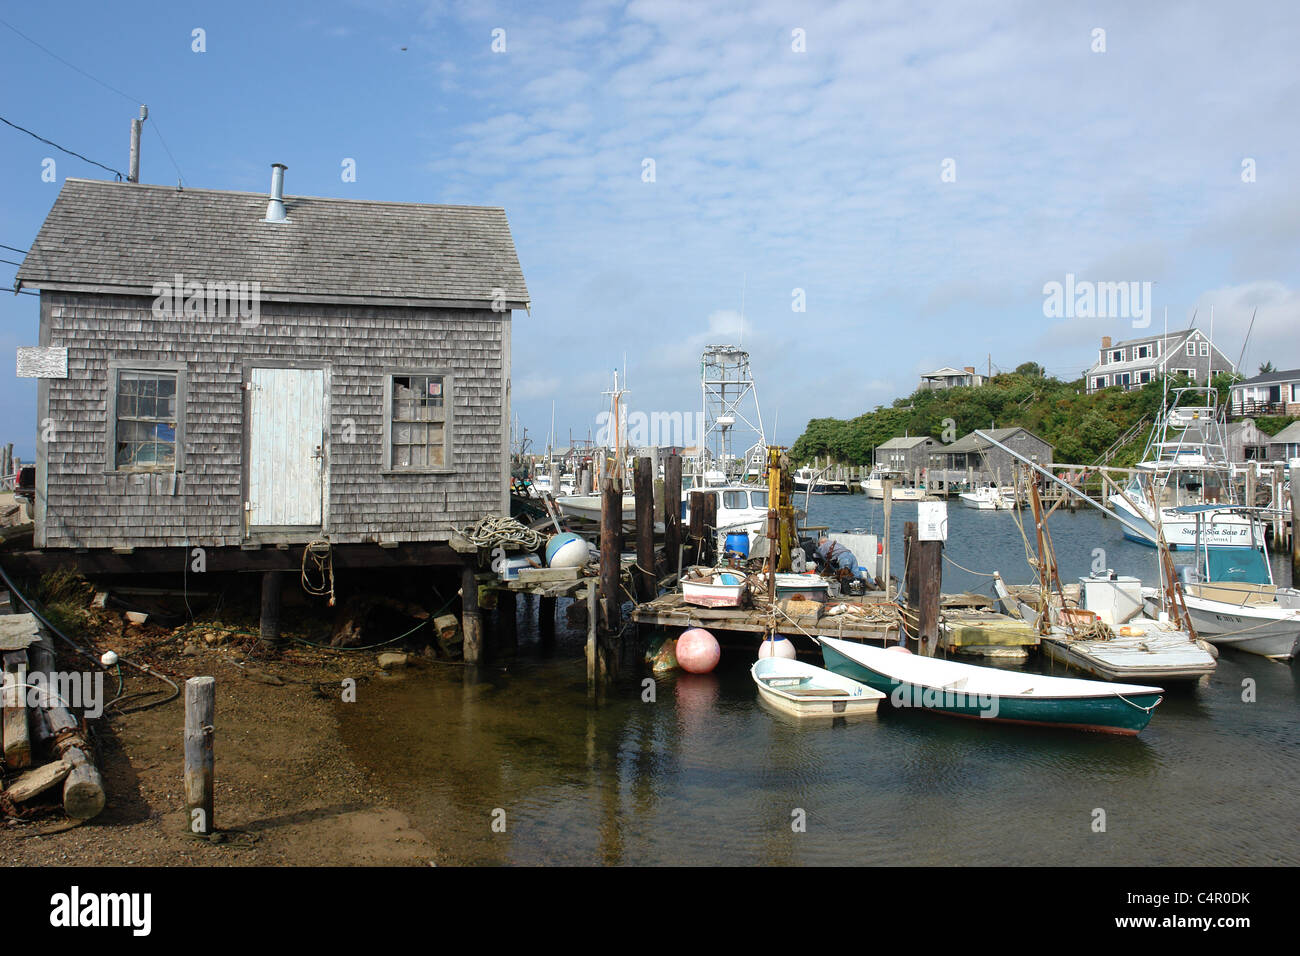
1107, 329, 1196, 349
942, 427, 1049, 454
876, 436, 936, 450
921, 367, 977, 378
15, 178, 529, 308
1230, 368, 1300, 388
1268, 422, 1300, 444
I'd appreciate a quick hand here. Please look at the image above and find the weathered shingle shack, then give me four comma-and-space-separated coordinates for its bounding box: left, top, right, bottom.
14, 170, 527, 600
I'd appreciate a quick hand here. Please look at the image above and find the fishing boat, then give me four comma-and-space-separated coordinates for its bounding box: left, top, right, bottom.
993, 572, 1217, 682
682, 484, 773, 554
958, 485, 1015, 510
555, 492, 635, 522
751, 656, 884, 717
1141, 508, 1300, 660
794, 466, 851, 494
860, 467, 927, 500
681, 567, 748, 608
818, 636, 1163, 735
1107, 387, 1264, 549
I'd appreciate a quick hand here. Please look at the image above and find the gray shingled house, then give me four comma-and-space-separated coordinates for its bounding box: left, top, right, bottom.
14, 171, 528, 572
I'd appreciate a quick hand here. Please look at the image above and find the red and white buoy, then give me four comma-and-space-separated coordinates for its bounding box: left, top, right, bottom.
677, 628, 721, 674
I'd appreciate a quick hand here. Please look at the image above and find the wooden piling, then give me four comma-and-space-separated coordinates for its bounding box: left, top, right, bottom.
259, 570, 284, 648
881, 478, 894, 597
665, 454, 682, 579
2, 650, 31, 769
699, 490, 718, 566
183, 676, 215, 836
461, 561, 483, 665
1245, 466, 1256, 508
25, 633, 104, 819
599, 476, 623, 632
903, 521, 919, 608
497, 589, 517, 658
688, 491, 705, 566
1291, 466, 1300, 587
1274, 464, 1286, 548
634, 457, 656, 601
586, 580, 598, 695
917, 536, 943, 656
539, 595, 556, 646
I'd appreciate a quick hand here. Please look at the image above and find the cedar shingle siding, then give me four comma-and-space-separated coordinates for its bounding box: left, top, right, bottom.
19, 178, 527, 551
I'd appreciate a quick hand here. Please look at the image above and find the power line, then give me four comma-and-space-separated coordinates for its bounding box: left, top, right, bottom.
1, 243, 28, 255
0, 257, 25, 267
0, 15, 185, 185
0, 114, 125, 179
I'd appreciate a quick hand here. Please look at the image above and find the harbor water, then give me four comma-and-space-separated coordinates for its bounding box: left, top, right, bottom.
336, 497, 1300, 865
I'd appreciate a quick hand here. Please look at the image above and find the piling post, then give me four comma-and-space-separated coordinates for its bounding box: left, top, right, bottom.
1273, 464, 1286, 549
259, 569, 284, 648
881, 478, 894, 598
599, 476, 623, 633
917, 537, 943, 656
687, 491, 704, 566
539, 595, 556, 647
903, 521, 919, 608
497, 589, 517, 658
460, 561, 484, 665
634, 457, 656, 601
1245, 465, 1256, 508
586, 580, 598, 695
1291, 459, 1300, 587
665, 454, 682, 579
700, 491, 718, 566
183, 676, 215, 836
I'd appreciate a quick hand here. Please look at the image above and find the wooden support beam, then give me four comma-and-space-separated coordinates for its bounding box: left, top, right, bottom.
586, 580, 597, 695
699, 490, 717, 567
538, 595, 556, 646
664, 454, 683, 580
1291, 467, 1300, 588
184, 676, 215, 835
917, 538, 943, 656
599, 477, 623, 632
2, 650, 31, 769
461, 561, 484, 665
634, 457, 656, 602
259, 570, 284, 647
27, 634, 105, 820
497, 589, 517, 658
688, 491, 705, 567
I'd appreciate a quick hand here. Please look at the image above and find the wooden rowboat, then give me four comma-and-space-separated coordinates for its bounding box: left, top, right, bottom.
751, 657, 884, 718
818, 636, 1163, 736
681, 567, 747, 608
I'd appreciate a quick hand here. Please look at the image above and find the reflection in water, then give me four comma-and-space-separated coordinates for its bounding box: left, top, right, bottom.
335, 507, 1300, 866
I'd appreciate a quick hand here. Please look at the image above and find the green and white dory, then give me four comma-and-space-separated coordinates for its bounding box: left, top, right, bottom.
818, 636, 1164, 736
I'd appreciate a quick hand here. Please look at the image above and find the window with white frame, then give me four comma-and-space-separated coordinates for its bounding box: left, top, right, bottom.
1134, 344, 1152, 359
1186, 340, 1196, 356
1093, 376, 1108, 389
1139, 370, 1152, 384
1110, 349, 1124, 362
113, 369, 179, 470
387, 372, 450, 470
1199, 341, 1209, 357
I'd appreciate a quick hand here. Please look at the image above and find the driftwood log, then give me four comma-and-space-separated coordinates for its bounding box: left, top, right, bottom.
26, 633, 106, 820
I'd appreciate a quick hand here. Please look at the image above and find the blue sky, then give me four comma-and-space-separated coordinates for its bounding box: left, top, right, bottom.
3, 0, 1299, 461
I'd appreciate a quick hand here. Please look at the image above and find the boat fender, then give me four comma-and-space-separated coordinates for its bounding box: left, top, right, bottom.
1196, 639, 1219, 659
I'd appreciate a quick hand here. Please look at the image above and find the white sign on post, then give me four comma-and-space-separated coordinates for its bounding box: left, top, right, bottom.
918, 500, 948, 541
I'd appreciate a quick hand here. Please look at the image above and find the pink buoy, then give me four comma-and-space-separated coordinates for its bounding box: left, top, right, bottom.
885, 645, 912, 654
677, 628, 721, 674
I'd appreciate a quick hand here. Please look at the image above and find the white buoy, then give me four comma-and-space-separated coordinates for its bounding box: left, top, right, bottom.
758, 636, 797, 660
101, 650, 119, 666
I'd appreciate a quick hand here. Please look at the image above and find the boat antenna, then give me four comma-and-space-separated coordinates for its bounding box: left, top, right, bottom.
1234, 308, 1257, 377
739, 271, 746, 348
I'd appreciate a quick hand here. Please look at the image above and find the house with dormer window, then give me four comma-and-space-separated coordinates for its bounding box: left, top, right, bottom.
1083, 330, 1235, 394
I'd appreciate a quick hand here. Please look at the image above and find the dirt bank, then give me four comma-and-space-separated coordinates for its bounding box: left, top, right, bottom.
1, 625, 453, 866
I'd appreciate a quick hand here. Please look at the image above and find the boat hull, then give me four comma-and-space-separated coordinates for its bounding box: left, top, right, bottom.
1039, 635, 1215, 682
1109, 496, 1263, 550
1145, 596, 1300, 660
751, 658, 883, 718
818, 637, 1162, 735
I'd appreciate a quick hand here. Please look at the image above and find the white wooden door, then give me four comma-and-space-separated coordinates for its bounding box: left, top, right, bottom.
247, 367, 325, 527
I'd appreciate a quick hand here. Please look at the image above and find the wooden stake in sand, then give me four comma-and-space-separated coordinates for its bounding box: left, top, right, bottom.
184, 676, 215, 836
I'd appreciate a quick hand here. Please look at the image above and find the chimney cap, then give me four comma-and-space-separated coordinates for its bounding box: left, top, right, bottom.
265, 163, 289, 223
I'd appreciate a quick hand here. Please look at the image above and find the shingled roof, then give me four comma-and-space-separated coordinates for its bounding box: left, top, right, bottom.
16, 178, 529, 308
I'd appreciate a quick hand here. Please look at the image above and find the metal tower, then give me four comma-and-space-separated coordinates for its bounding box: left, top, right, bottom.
700, 345, 766, 481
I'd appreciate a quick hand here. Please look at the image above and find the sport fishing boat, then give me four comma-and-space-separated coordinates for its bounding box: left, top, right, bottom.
993, 572, 1217, 682
794, 466, 851, 494
860, 467, 928, 500
1141, 507, 1300, 660
958, 485, 1016, 510
818, 636, 1163, 735
1107, 387, 1264, 549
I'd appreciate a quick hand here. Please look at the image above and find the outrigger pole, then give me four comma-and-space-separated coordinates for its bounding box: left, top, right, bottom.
972, 430, 1153, 542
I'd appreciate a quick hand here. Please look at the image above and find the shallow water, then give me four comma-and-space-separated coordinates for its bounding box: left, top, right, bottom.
336, 498, 1300, 865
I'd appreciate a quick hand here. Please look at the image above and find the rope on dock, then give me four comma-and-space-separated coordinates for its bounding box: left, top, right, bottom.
456, 515, 545, 551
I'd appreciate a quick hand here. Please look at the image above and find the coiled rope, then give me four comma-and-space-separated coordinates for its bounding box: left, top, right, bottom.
301, 537, 336, 606
457, 515, 545, 551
